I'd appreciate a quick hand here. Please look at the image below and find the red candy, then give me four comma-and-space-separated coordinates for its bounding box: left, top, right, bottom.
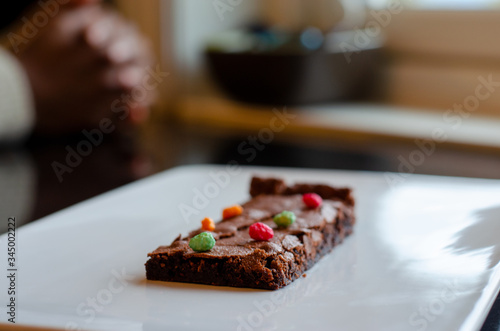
249, 222, 274, 241
303, 193, 323, 208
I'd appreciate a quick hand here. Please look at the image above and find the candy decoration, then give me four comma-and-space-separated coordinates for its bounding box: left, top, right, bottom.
303, 193, 323, 208
249, 222, 274, 241
273, 211, 296, 227
222, 205, 243, 219
201, 217, 215, 231
189, 232, 216, 252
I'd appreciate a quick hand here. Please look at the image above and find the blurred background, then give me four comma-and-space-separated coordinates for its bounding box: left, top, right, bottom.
4, 0, 500, 227
138, 0, 500, 175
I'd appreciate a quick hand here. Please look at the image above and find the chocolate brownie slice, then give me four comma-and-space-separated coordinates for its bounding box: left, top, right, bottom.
145, 177, 355, 290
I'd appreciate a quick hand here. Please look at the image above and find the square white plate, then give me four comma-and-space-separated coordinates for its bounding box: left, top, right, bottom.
1, 165, 500, 331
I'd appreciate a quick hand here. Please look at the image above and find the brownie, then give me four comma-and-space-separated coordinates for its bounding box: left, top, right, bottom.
145, 177, 355, 290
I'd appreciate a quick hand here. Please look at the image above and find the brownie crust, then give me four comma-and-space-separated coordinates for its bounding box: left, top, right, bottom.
145, 177, 355, 290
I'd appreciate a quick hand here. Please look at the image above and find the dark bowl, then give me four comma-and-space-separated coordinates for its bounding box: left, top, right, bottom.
204, 29, 382, 106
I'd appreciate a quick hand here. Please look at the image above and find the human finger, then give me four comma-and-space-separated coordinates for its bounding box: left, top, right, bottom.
102, 65, 144, 90
83, 11, 120, 50
106, 27, 150, 65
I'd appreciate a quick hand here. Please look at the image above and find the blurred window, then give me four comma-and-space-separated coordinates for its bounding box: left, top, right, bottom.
367, 0, 500, 9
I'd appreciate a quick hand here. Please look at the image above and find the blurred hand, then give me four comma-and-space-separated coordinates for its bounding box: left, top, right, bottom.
15, 2, 155, 134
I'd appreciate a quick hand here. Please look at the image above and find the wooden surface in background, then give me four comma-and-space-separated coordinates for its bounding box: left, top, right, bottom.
175, 95, 500, 153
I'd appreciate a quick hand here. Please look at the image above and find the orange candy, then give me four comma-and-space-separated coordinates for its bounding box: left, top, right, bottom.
201, 217, 215, 232
222, 205, 243, 219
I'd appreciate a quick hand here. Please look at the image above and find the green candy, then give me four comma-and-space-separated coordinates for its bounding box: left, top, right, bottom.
273, 211, 296, 227
189, 232, 216, 252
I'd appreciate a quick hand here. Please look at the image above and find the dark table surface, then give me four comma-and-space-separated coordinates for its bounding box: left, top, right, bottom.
1, 124, 500, 330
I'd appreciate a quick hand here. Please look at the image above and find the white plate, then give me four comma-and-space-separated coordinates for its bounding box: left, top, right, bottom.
2, 165, 500, 331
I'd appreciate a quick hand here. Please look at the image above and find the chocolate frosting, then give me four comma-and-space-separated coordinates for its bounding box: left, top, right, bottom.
149, 195, 341, 259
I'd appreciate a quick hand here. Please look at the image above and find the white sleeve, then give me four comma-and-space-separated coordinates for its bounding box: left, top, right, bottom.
0, 152, 35, 233
0, 47, 35, 142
